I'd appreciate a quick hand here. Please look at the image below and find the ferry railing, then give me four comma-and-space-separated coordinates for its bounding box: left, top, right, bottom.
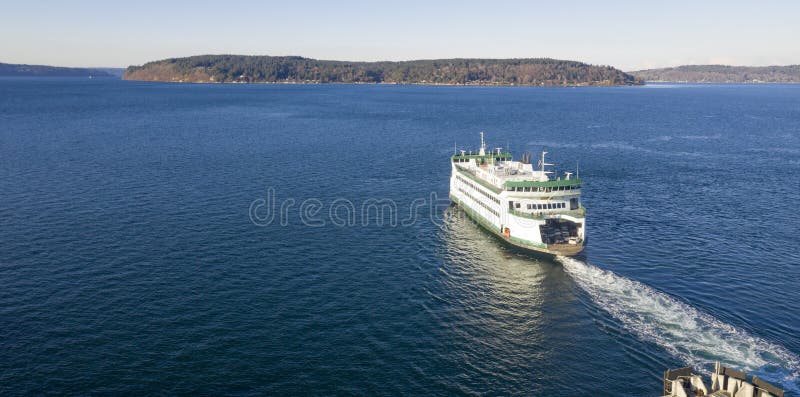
508, 206, 586, 220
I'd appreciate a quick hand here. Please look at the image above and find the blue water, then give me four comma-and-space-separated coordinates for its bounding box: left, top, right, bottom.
1, 78, 799, 395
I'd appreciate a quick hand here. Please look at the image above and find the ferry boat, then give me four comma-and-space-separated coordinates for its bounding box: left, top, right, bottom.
662, 362, 784, 397
449, 133, 586, 257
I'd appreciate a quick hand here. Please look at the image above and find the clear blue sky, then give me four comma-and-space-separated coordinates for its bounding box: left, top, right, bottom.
2, 0, 798, 70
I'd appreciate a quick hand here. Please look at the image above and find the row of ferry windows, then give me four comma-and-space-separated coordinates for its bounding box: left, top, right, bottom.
455, 175, 501, 205
458, 187, 500, 217
526, 202, 566, 210
452, 157, 508, 163
508, 185, 581, 192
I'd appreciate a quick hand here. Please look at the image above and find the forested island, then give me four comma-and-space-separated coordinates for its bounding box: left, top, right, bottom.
630, 65, 800, 83
123, 55, 641, 86
0, 62, 122, 77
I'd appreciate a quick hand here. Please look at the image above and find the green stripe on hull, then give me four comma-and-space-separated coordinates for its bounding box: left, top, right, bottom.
510, 236, 547, 249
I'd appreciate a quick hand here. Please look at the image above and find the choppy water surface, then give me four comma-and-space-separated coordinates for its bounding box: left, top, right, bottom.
1, 79, 799, 395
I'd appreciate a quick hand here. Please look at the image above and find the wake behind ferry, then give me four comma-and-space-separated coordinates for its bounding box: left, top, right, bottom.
449, 133, 586, 257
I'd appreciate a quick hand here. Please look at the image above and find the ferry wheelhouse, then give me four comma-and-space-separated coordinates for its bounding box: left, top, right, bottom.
449, 133, 586, 257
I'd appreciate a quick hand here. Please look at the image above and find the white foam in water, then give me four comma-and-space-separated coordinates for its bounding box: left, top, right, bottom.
558, 256, 800, 391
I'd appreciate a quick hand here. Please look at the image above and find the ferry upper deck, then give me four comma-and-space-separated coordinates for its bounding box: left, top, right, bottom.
452, 150, 583, 196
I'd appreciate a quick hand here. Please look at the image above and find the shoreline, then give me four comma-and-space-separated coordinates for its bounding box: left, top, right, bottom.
120, 79, 641, 87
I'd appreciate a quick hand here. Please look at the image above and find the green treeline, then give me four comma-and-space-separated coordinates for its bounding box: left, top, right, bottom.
0, 62, 117, 77
124, 55, 641, 86
630, 65, 800, 83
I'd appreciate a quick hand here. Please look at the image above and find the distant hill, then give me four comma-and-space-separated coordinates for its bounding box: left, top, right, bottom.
123, 55, 642, 86
92, 68, 126, 77
630, 65, 800, 83
0, 62, 121, 77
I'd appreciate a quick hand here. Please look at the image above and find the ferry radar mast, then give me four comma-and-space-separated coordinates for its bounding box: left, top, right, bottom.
479, 131, 486, 156
539, 151, 554, 175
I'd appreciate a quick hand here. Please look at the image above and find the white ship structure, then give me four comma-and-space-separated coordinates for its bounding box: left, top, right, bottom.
449, 133, 586, 257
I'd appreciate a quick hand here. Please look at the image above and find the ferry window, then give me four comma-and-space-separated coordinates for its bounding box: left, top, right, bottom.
515, 203, 521, 209
547, 203, 552, 209
524, 187, 530, 192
